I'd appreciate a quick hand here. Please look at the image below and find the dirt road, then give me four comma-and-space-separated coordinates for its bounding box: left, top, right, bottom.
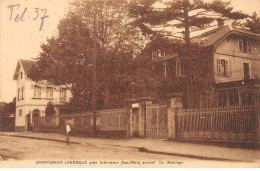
0, 136, 257, 167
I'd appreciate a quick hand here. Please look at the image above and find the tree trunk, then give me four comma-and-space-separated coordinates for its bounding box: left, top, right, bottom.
183, 0, 193, 108
183, 0, 191, 45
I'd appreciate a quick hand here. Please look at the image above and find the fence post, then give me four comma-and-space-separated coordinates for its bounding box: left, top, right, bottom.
168, 93, 183, 139
128, 108, 133, 138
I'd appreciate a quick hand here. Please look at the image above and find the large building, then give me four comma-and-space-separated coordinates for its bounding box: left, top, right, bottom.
13, 59, 71, 131
146, 24, 260, 108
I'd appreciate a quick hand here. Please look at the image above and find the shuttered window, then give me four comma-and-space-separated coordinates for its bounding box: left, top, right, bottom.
239, 39, 252, 53
217, 59, 230, 77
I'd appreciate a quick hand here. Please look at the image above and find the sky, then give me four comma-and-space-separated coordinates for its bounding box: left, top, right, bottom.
0, 0, 260, 102
0, 0, 71, 102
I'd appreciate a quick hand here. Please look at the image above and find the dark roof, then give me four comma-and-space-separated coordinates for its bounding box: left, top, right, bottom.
13, 59, 36, 80
191, 25, 260, 47
20, 59, 36, 74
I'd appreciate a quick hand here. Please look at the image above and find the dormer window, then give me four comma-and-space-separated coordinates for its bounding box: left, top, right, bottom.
239, 40, 251, 53
20, 72, 23, 79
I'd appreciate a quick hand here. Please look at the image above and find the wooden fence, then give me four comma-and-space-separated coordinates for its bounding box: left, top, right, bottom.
176, 106, 259, 142
34, 108, 129, 136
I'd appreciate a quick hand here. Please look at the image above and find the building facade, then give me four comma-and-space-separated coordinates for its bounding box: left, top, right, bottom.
146, 24, 260, 108
13, 59, 71, 131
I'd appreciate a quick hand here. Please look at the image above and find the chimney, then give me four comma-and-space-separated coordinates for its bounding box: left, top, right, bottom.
217, 18, 224, 28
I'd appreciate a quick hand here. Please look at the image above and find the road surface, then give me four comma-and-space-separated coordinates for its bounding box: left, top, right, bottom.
0, 136, 257, 167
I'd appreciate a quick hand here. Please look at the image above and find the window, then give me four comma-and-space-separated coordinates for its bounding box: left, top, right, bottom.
18, 88, 20, 101
239, 40, 252, 53
228, 88, 239, 106
218, 90, 227, 107
21, 86, 24, 99
200, 92, 211, 108
33, 86, 41, 98
193, 60, 209, 79
243, 62, 250, 80
19, 109, 22, 117
241, 88, 254, 106
176, 59, 185, 76
217, 59, 229, 77
152, 49, 165, 59
60, 88, 66, 103
46, 87, 53, 99
20, 72, 23, 79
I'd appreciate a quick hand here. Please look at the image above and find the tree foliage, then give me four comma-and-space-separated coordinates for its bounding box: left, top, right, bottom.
0, 98, 16, 117
71, 0, 149, 108
45, 101, 56, 116
129, 0, 248, 107
244, 12, 260, 35
29, 13, 94, 111
29, 0, 149, 111
130, 0, 248, 44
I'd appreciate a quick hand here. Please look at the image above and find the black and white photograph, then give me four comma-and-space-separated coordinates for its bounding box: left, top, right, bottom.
0, 0, 260, 168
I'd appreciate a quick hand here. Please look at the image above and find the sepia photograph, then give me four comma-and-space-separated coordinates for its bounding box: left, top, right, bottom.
0, 0, 260, 168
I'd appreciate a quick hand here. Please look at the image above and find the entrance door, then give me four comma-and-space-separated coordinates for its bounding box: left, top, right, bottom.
26, 114, 32, 131
32, 109, 40, 124
132, 108, 139, 137
146, 104, 168, 139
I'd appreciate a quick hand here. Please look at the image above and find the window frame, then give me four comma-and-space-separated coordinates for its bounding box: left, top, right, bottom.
238, 39, 252, 53
228, 88, 239, 106
21, 86, 24, 100
33, 85, 41, 99
243, 62, 250, 80
60, 88, 67, 103
46, 87, 53, 99
18, 88, 20, 101
176, 58, 185, 77
218, 90, 227, 107
200, 91, 211, 108
217, 59, 229, 77
19, 109, 22, 117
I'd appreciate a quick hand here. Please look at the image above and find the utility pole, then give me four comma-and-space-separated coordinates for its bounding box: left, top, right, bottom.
93, 12, 97, 136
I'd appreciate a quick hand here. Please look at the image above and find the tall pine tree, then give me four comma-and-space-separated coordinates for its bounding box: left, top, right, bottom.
130, 0, 248, 107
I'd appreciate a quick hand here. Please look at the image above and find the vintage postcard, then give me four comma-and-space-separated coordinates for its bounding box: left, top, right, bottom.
0, 0, 260, 168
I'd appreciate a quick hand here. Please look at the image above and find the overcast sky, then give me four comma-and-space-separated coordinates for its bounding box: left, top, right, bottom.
0, 0, 260, 102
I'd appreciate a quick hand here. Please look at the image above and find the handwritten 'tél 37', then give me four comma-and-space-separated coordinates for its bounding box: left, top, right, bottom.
7, 4, 49, 31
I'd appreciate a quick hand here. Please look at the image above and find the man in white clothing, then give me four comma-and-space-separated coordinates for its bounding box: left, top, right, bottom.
66, 123, 71, 144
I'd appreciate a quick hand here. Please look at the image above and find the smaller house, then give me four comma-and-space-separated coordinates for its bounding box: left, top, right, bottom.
13, 59, 71, 131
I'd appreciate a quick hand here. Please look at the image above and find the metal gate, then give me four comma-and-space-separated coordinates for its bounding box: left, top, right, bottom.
146, 104, 168, 139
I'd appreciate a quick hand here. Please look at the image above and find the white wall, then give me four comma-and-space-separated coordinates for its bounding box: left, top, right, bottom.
15, 63, 72, 128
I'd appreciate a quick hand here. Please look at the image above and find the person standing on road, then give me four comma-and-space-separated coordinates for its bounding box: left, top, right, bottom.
66, 123, 71, 145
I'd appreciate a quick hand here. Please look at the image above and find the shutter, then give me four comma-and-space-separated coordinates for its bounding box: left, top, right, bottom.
217, 59, 221, 75
227, 60, 232, 77
225, 60, 229, 77
247, 42, 252, 53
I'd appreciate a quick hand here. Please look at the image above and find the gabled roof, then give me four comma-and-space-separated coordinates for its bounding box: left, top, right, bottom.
13, 59, 36, 80
191, 25, 260, 47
